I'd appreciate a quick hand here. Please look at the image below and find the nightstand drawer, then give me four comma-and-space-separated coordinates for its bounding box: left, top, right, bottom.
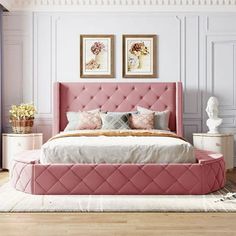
193, 133, 234, 170
2, 133, 43, 170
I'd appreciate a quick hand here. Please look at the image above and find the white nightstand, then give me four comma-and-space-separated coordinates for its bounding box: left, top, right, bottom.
193, 133, 234, 171
2, 133, 43, 170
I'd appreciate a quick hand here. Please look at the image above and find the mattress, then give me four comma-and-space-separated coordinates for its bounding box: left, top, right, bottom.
40, 130, 195, 164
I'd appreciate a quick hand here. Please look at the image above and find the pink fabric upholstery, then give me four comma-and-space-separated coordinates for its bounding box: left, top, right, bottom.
53, 82, 183, 136
11, 149, 225, 195
10, 81, 225, 195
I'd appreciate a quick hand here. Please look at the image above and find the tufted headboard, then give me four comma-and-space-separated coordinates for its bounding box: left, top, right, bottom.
53, 82, 183, 137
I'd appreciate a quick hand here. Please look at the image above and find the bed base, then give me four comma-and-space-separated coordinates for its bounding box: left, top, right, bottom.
11, 149, 225, 195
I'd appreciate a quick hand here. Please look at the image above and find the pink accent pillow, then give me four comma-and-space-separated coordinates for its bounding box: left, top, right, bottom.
129, 113, 155, 130
77, 112, 102, 130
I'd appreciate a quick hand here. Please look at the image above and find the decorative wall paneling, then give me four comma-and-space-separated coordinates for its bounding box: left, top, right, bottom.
2, 13, 33, 133
2, 12, 236, 165
6, 0, 236, 12
0, 8, 2, 168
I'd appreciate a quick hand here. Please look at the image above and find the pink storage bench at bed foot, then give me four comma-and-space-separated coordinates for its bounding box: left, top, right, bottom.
10, 149, 225, 195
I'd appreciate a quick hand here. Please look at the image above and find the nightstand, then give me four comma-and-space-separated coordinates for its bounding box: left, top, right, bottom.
2, 133, 43, 170
193, 133, 234, 171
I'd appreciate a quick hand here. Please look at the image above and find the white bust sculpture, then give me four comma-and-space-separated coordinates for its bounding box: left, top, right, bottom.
206, 97, 223, 134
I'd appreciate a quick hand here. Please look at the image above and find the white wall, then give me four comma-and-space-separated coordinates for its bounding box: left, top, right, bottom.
2, 12, 236, 163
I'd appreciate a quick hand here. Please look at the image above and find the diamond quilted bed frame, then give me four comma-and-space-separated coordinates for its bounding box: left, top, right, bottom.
10, 82, 226, 195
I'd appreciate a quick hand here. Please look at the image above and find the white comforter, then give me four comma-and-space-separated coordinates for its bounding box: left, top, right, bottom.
40, 130, 195, 164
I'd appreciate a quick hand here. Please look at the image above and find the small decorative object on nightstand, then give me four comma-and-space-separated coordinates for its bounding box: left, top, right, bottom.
2, 133, 43, 170
193, 133, 234, 171
205, 97, 223, 134
9, 103, 37, 134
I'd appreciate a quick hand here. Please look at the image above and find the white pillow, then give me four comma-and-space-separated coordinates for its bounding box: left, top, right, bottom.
64, 109, 100, 131
137, 106, 170, 131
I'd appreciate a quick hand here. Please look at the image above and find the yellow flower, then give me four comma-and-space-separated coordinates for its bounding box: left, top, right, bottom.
9, 103, 37, 120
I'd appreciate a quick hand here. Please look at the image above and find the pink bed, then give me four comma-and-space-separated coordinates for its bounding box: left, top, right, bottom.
10, 82, 225, 195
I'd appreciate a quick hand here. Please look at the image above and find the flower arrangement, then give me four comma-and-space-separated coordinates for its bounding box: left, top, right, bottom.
91, 42, 105, 55
129, 42, 149, 57
9, 103, 37, 120
9, 103, 37, 134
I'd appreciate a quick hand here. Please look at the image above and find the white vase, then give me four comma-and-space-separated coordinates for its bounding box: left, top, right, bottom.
95, 51, 106, 69
138, 55, 146, 69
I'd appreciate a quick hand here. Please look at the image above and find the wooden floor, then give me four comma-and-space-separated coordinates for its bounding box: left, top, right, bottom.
1, 171, 236, 236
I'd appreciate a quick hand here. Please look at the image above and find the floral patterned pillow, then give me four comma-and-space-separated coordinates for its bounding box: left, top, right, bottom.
77, 111, 102, 130
137, 106, 170, 131
64, 109, 100, 131
129, 113, 155, 130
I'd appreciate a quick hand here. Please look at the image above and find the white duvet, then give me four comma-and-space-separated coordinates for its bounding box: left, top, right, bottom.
40, 130, 195, 164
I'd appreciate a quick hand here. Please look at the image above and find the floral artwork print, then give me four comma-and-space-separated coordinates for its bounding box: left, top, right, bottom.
85, 42, 106, 70
80, 35, 114, 78
128, 42, 149, 71
123, 35, 157, 78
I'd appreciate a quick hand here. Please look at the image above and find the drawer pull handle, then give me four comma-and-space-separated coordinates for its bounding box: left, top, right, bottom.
17, 143, 21, 147
216, 143, 221, 147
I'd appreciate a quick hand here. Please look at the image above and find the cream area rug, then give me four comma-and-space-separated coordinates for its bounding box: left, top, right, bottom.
1, 182, 236, 212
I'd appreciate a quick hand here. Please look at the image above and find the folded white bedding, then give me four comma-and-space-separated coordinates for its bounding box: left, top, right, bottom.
40, 130, 195, 164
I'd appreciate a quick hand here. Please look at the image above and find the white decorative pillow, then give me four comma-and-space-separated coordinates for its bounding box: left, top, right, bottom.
137, 106, 170, 131
64, 109, 100, 131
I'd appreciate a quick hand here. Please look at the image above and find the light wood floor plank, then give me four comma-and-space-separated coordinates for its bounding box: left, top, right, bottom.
0, 170, 236, 236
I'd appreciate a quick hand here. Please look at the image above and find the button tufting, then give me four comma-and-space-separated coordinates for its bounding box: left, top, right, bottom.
116, 87, 118, 90
115, 105, 119, 108
132, 87, 135, 90
91, 96, 94, 99
107, 96, 110, 99
124, 96, 127, 99
140, 96, 143, 99
165, 86, 168, 90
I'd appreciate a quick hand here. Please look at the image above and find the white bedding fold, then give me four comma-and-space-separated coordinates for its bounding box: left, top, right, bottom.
40, 130, 195, 164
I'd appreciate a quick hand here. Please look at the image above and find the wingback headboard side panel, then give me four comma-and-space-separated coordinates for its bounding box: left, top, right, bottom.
53, 82, 183, 136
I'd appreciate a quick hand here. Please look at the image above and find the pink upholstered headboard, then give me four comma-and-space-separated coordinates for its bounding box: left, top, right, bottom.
53, 82, 183, 137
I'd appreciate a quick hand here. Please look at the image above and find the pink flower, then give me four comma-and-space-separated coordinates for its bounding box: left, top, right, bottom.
91, 42, 105, 55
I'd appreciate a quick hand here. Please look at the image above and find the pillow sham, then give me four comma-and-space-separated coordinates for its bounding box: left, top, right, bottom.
129, 113, 155, 130
101, 113, 130, 130
137, 106, 170, 131
77, 111, 102, 130
64, 109, 100, 131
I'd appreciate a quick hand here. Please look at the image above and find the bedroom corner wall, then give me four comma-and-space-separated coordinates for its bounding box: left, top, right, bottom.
2, 12, 236, 166
0, 7, 2, 169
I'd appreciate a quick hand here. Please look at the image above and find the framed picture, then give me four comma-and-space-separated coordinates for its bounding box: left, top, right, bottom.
80, 35, 115, 78
122, 35, 157, 78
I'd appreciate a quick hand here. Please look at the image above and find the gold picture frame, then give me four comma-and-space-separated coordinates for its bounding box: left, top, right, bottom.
80, 35, 115, 78
122, 34, 157, 78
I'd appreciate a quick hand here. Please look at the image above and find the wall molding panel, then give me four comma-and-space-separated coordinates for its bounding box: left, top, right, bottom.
7, 0, 236, 12
206, 36, 236, 126
182, 16, 201, 119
